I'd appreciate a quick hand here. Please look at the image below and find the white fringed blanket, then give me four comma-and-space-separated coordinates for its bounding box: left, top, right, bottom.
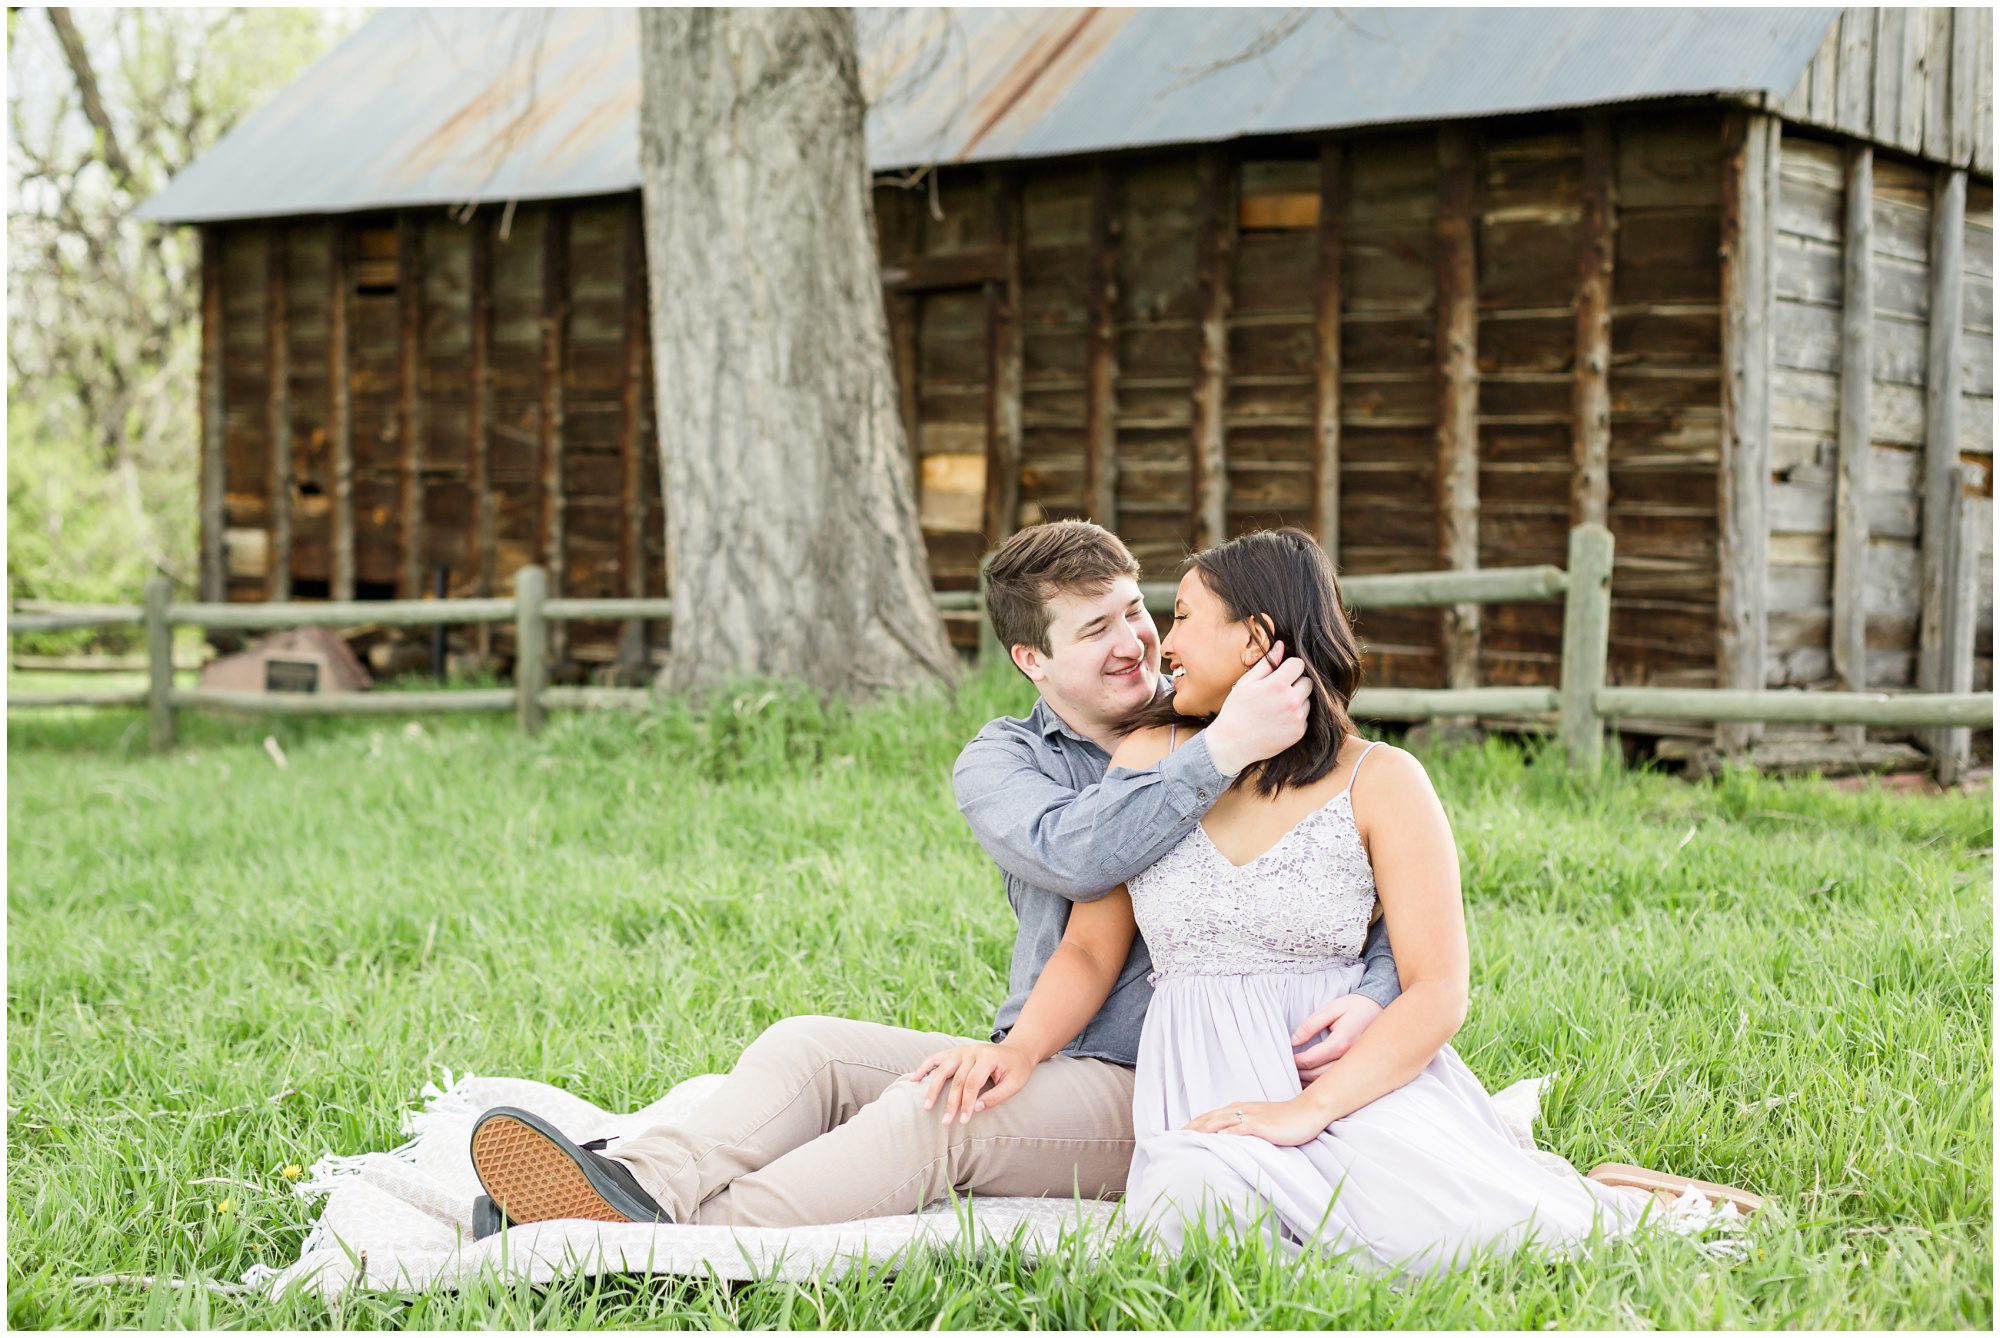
242, 1070, 1740, 1299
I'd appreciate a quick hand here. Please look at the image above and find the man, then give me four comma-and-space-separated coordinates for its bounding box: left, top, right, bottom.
466, 520, 1397, 1231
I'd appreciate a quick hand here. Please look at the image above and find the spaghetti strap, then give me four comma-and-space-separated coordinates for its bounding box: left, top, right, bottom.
1337, 739, 1383, 800
1168, 723, 1179, 750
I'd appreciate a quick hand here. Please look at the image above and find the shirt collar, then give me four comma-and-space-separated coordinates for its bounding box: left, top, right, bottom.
1031, 677, 1176, 744
1032, 696, 1091, 743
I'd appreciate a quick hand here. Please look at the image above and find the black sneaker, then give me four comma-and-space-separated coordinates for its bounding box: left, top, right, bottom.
472, 1194, 508, 1240
468, 1106, 671, 1226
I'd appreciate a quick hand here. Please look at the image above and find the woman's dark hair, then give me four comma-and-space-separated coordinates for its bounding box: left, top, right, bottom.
1124, 527, 1363, 797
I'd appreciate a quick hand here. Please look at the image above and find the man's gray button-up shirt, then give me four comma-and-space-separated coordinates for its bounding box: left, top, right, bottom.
953, 697, 1403, 1068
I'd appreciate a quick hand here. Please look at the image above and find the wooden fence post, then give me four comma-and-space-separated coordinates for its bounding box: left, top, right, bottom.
144, 576, 176, 751
1937, 467, 1979, 786
515, 565, 548, 736
1558, 523, 1615, 772
977, 554, 1004, 668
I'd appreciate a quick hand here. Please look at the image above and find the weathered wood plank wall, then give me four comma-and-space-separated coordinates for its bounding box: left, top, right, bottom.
201, 103, 1986, 711
1782, 7, 1992, 174
1962, 180, 1994, 697
1756, 123, 1992, 763
1477, 124, 1584, 692
218, 227, 268, 601
882, 115, 1732, 698
1342, 131, 1445, 687
1610, 114, 1729, 702
1720, 111, 1781, 753
284, 225, 331, 593
209, 199, 665, 668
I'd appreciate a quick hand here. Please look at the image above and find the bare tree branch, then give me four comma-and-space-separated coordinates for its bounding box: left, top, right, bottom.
1158, 8, 1315, 95
47, 8, 139, 194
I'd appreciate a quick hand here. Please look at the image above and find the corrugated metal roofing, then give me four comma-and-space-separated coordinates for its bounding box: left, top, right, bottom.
138, 6, 1841, 224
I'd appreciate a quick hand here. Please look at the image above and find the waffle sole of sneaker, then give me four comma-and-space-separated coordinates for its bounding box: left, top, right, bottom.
469, 1108, 661, 1226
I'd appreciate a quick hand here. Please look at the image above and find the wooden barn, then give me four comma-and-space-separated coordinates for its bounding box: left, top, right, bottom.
139, 7, 1993, 768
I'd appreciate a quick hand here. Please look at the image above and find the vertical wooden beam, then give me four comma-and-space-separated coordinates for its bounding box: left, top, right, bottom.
1898, 7, 1929, 157
984, 169, 1024, 544
468, 210, 495, 657
328, 220, 355, 602
1924, 8, 1953, 164
396, 213, 427, 600
1312, 140, 1343, 560
1832, 144, 1874, 748
1718, 111, 1778, 754
1571, 117, 1615, 530
198, 226, 225, 603
1918, 167, 1966, 762
538, 205, 570, 664
1872, 8, 1906, 148
514, 564, 547, 736
1433, 127, 1481, 691
144, 576, 176, 751
1805, 25, 1838, 127
1938, 465, 1978, 785
1558, 523, 1615, 773
1190, 148, 1235, 551
1083, 164, 1120, 529
1949, 7, 1978, 166
1835, 146, 1876, 699
619, 198, 649, 667
265, 228, 293, 601
1836, 8, 1874, 136
1978, 9, 1995, 172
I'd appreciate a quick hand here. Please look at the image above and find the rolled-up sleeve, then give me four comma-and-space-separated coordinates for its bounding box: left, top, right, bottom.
953, 729, 1231, 900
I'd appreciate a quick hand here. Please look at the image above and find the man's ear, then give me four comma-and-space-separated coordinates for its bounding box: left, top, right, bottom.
1011, 642, 1046, 682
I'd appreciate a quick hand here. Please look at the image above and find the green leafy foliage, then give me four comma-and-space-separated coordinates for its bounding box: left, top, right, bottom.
7, 8, 360, 642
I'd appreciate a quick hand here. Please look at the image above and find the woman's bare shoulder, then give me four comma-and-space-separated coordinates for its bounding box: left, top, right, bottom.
1354, 740, 1433, 791
1349, 741, 1443, 831
1108, 721, 1202, 773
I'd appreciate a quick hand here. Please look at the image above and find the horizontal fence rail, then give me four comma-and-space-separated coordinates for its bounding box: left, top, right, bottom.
1596, 688, 1991, 729
8, 524, 1992, 778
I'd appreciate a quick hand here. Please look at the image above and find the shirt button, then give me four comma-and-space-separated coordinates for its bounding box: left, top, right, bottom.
1196, 788, 1209, 800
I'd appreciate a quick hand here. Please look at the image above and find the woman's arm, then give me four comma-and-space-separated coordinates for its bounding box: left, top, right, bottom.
913, 729, 1168, 1123
1002, 888, 1139, 1064
1185, 746, 1466, 1145
913, 889, 1140, 1124
1295, 746, 1466, 1123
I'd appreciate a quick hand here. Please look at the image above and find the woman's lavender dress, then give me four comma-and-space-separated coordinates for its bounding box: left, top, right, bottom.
1122, 740, 1646, 1277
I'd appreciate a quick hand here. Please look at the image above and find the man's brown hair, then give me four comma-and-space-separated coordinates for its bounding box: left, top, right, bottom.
983, 520, 1141, 659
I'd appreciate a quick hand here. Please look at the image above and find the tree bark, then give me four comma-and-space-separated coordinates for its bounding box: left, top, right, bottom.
637, 8, 956, 699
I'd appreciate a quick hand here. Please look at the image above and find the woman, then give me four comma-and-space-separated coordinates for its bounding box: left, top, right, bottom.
913, 528, 1758, 1277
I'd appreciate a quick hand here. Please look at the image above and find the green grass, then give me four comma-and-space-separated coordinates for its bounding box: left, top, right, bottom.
8, 666, 1992, 1328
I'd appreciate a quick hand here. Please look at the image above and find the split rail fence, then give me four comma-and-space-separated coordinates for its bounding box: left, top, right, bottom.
8, 524, 1991, 777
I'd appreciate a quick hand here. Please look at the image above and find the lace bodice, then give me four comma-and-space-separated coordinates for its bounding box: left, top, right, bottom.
1129, 741, 1382, 981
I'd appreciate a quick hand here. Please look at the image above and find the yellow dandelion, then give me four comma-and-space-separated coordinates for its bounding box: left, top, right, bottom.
218, 1197, 234, 1215
281, 1164, 302, 1180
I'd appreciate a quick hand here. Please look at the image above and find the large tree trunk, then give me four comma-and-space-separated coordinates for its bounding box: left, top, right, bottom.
637, 8, 956, 699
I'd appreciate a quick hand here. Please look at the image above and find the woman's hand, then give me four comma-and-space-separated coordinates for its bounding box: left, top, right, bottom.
906, 1042, 1039, 1125
1290, 994, 1385, 1081
1184, 1096, 1330, 1147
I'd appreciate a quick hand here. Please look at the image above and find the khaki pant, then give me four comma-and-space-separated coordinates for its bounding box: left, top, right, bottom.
603, 1015, 1136, 1227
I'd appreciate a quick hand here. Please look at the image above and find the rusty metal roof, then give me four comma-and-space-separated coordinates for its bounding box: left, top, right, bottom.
138, 6, 1841, 224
